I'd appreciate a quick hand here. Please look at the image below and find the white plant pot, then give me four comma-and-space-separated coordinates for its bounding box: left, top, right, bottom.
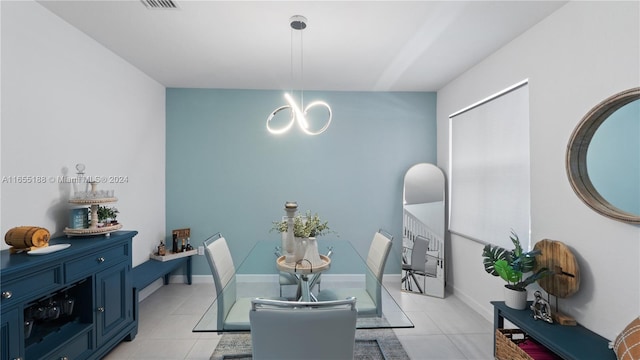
504, 286, 527, 310
293, 237, 306, 263
302, 237, 323, 267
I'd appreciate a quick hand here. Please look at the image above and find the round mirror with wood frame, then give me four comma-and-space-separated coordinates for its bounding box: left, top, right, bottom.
566, 87, 640, 224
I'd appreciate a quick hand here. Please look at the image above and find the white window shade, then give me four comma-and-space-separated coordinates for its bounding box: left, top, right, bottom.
449, 81, 530, 250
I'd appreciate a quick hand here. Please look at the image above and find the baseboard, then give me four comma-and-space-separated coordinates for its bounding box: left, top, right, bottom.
450, 284, 493, 322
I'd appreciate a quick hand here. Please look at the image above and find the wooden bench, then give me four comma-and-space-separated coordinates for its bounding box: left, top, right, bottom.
132, 256, 193, 290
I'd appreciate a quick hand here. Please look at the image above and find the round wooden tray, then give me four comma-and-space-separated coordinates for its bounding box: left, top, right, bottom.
68, 197, 118, 205
64, 223, 122, 237
276, 255, 331, 274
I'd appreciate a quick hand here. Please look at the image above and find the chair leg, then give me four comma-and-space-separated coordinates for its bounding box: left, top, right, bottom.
401, 271, 412, 291
410, 272, 423, 293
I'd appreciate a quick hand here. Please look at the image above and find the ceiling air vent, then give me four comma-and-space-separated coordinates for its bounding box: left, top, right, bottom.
140, 0, 179, 10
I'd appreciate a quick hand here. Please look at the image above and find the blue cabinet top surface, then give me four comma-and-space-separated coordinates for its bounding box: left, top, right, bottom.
1, 230, 138, 276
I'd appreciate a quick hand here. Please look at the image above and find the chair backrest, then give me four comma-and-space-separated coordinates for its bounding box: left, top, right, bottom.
411, 235, 430, 273
250, 298, 357, 360
365, 229, 393, 316
203, 233, 236, 330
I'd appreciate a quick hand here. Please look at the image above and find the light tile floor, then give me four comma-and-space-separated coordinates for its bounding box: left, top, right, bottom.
103, 281, 494, 359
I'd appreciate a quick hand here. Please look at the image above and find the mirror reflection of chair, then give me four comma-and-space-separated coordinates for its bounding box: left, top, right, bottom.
250, 297, 357, 360
316, 229, 392, 317
402, 163, 446, 298
203, 233, 253, 331
401, 235, 438, 293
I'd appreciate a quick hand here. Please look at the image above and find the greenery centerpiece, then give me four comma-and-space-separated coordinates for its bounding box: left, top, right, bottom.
271, 210, 332, 238
271, 210, 333, 266
482, 231, 550, 309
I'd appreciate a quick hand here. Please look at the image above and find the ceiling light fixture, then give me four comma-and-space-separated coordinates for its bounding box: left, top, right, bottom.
267, 15, 332, 136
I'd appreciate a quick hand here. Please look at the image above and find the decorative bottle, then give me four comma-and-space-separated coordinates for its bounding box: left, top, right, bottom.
172, 233, 179, 254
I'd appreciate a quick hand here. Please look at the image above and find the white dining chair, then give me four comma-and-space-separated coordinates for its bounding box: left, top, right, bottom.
401, 235, 432, 293
317, 229, 393, 317
203, 233, 253, 331
250, 297, 357, 360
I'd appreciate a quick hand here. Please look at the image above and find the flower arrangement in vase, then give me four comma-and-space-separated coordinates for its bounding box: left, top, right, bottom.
271, 210, 333, 266
271, 210, 332, 238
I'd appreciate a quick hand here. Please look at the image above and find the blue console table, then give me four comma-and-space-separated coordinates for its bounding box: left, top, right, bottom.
492, 301, 616, 360
1, 231, 138, 360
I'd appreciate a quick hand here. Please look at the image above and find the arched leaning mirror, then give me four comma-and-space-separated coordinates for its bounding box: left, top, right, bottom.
402, 163, 446, 298
566, 87, 640, 224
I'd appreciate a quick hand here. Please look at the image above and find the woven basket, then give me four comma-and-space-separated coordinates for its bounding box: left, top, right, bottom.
495, 328, 533, 360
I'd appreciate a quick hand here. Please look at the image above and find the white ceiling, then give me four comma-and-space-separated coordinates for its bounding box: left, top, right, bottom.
37, 0, 567, 92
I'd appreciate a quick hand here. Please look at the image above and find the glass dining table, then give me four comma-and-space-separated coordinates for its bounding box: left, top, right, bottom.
193, 239, 414, 332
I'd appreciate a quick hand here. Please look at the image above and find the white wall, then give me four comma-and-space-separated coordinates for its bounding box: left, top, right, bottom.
438, 1, 640, 340
1, 0, 166, 267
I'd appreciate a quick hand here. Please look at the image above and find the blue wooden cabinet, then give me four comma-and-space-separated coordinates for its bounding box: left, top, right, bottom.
0, 231, 138, 360
492, 301, 616, 360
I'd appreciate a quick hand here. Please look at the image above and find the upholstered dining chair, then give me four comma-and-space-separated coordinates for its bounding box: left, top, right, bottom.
203, 233, 253, 331
250, 297, 357, 360
317, 229, 393, 317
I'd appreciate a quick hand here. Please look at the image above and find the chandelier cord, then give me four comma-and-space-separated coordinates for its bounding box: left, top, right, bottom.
290, 21, 304, 109
266, 15, 331, 136
290, 25, 294, 99
299, 25, 304, 110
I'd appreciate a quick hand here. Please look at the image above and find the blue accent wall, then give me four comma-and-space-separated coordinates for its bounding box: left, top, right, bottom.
166, 89, 437, 275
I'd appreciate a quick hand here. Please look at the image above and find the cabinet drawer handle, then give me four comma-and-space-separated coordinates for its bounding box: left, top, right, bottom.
2, 291, 12, 299
97, 257, 105, 263
97, 306, 105, 313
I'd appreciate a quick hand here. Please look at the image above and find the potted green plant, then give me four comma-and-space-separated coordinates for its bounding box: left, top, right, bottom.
482, 231, 550, 309
97, 205, 119, 227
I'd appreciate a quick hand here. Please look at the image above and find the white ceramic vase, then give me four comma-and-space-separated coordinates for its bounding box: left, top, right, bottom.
504, 286, 528, 310
302, 237, 323, 267
293, 237, 306, 263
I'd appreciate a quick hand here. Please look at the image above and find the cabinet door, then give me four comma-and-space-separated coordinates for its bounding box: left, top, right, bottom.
95, 261, 132, 347
1, 308, 23, 360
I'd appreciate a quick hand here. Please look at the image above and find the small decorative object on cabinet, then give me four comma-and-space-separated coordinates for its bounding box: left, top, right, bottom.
64, 164, 122, 237
482, 231, 552, 309
530, 290, 553, 323
1, 231, 138, 360
533, 239, 580, 325
170, 228, 191, 253
4, 226, 51, 253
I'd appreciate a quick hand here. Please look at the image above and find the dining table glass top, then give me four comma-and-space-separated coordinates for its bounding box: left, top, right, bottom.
193, 239, 414, 332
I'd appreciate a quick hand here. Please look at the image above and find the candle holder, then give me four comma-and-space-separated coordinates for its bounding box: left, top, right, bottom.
283, 201, 297, 264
